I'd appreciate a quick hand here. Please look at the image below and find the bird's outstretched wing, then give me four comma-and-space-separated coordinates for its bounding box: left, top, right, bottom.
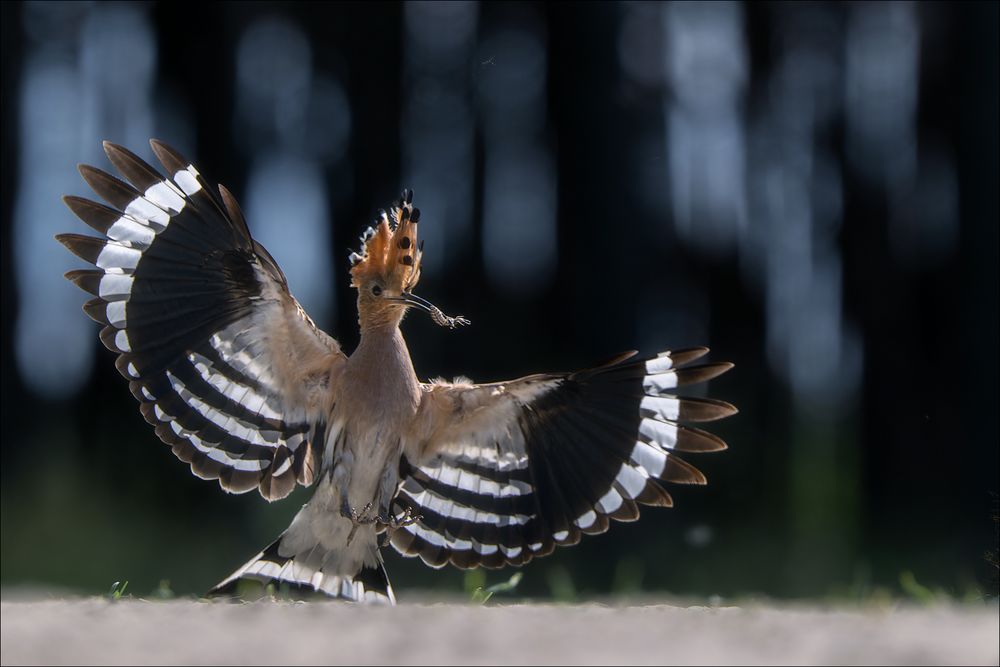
57, 140, 345, 500
389, 349, 735, 569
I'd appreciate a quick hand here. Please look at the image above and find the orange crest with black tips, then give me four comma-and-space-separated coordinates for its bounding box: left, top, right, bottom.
349, 189, 422, 293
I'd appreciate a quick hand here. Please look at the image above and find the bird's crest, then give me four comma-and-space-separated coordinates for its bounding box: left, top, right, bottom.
349, 189, 422, 293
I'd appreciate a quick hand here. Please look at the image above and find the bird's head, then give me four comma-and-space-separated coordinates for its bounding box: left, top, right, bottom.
350, 190, 468, 331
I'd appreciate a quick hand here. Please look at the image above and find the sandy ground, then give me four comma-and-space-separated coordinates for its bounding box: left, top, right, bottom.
1, 597, 997, 665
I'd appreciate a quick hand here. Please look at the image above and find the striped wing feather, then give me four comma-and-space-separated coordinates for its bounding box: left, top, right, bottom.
58, 140, 345, 500
389, 349, 735, 569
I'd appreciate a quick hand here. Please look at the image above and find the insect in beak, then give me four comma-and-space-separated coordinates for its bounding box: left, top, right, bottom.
390, 292, 470, 329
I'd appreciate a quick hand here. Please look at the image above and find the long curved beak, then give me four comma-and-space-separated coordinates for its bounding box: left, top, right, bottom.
395, 292, 437, 314
389, 292, 470, 329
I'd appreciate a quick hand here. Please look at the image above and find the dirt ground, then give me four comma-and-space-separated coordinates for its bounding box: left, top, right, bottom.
1, 597, 997, 665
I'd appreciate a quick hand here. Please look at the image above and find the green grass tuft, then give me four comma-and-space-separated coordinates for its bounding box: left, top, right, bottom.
106, 580, 129, 600
465, 570, 523, 604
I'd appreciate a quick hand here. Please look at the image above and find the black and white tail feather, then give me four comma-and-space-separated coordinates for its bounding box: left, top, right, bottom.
209, 533, 395, 603
59, 139, 735, 604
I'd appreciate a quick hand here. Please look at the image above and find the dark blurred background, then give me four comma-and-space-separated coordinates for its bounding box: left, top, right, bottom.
1, 1, 997, 602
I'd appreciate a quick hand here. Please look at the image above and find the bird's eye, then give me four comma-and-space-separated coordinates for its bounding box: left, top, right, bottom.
371, 285, 383, 297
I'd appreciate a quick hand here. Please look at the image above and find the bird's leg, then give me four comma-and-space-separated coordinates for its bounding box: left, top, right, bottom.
348, 502, 377, 525
340, 501, 377, 526
345, 501, 377, 547
334, 451, 355, 521
372, 466, 421, 528
372, 463, 400, 524
378, 507, 422, 546
332, 450, 378, 547
333, 451, 378, 524
381, 506, 421, 529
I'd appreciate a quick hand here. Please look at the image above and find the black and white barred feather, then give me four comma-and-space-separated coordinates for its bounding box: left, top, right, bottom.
58, 141, 340, 502
208, 537, 395, 604
388, 349, 735, 569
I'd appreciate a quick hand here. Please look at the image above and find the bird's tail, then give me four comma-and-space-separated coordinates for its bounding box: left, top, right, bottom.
207, 529, 395, 604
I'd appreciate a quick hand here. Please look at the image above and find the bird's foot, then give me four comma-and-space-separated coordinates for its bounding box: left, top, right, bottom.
344, 502, 378, 547
378, 507, 422, 530
342, 501, 377, 526
377, 508, 423, 546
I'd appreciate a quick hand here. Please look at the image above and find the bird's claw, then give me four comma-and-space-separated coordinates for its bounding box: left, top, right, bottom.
345, 504, 421, 548
377, 508, 422, 546
378, 507, 422, 530
347, 502, 377, 526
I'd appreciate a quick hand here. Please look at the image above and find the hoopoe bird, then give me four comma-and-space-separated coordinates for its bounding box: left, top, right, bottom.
57, 140, 736, 604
